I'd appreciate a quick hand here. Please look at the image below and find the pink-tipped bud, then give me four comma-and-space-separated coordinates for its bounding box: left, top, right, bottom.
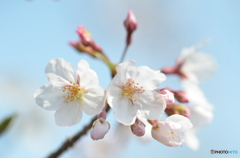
124, 10, 137, 33
158, 89, 175, 104
124, 10, 137, 45
75, 25, 103, 52
165, 104, 191, 118
76, 25, 93, 46
131, 118, 145, 137
90, 118, 110, 140
174, 90, 189, 103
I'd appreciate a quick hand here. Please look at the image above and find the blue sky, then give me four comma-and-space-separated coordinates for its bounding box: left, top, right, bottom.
0, 0, 240, 158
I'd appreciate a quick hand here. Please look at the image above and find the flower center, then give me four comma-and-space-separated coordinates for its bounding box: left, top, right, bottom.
62, 81, 86, 103
122, 79, 145, 102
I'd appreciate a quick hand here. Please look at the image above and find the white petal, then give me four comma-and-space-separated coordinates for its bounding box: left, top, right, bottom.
166, 114, 193, 131
136, 91, 166, 120
77, 60, 100, 87
107, 84, 123, 104
179, 40, 209, 60
54, 102, 83, 126
34, 82, 65, 111
159, 89, 174, 104
46, 73, 69, 87
152, 121, 185, 147
114, 60, 138, 86
135, 66, 166, 90
82, 85, 105, 115
189, 105, 213, 129
181, 52, 217, 83
108, 95, 137, 125
181, 80, 205, 102
45, 58, 77, 86
151, 121, 175, 147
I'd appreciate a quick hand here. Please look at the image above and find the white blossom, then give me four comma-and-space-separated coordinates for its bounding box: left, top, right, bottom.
151, 114, 193, 147
182, 80, 213, 150
34, 58, 104, 127
179, 43, 217, 83
107, 60, 166, 125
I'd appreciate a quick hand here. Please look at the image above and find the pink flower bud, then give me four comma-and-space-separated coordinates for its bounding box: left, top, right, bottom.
124, 10, 137, 45
75, 25, 103, 52
174, 90, 189, 103
76, 25, 93, 46
158, 89, 174, 104
90, 118, 110, 140
124, 10, 137, 34
131, 118, 145, 137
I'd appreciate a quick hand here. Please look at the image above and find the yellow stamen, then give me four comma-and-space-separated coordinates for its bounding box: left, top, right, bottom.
62, 81, 86, 103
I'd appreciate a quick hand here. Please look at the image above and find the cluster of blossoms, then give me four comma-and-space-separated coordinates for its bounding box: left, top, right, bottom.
34, 10, 216, 156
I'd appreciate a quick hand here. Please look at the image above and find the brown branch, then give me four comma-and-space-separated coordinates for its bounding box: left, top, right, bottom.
47, 106, 110, 158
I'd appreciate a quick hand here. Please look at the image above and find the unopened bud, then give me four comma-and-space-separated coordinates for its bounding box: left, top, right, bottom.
165, 104, 190, 118
158, 89, 174, 104
75, 25, 102, 52
131, 118, 145, 137
124, 10, 137, 45
76, 25, 93, 45
90, 118, 110, 140
174, 90, 189, 103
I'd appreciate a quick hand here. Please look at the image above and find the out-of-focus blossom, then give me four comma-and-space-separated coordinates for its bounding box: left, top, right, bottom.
34, 58, 104, 127
107, 60, 166, 125
0, 75, 56, 156
131, 118, 145, 137
74, 124, 131, 158
90, 118, 110, 140
158, 89, 174, 104
182, 80, 214, 150
162, 42, 217, 83
124, 10, 137, 45
151, 114, 193, 147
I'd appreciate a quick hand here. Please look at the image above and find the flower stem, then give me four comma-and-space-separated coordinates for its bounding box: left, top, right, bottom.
120, 44, 129, 63
47, 105, 110, 158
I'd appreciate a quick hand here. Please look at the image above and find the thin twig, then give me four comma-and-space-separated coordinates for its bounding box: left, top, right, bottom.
47, 106, 110, 158
120, 44, 129, 63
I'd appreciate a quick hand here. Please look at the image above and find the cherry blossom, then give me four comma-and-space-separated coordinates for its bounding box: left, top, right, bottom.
107, 60, 166, 125
151, 114, 193, 147
162, 42, 217, 83
34, 58, 104, 127
182, 80, 213, 150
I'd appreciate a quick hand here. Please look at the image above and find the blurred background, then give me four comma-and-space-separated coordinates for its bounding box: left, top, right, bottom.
0, 0, 239, 158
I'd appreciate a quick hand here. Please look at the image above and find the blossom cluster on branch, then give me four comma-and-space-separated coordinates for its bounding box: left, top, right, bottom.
34, 10, 216, 157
